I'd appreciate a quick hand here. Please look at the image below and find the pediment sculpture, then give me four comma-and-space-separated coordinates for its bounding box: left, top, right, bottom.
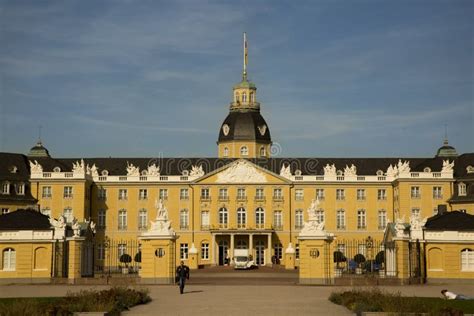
394, 216, 409, 238
143, 199, 175, 237
409, 214, 427, 231
323, 164, 336, 176
126, 162, 140, 176
397, 159, 411, 175
71, 218, 81, 237
441, 159, 454, 173
86, 163, 99, 177
217, 160, 267, 183
279, 164, 291, 178
190, 165, 205, 177
386, 164, 398, 177
29, 160, 43, 173
344, 164, 357, 176
50, 215, 67, 240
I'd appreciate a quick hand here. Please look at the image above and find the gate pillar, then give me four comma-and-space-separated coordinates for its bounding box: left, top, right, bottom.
394, 238, 410, 284
285, 243, 295, 270
67, 236, 85, 284
188, 243, 199, 270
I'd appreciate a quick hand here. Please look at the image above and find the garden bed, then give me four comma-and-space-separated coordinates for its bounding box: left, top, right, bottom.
0, 287, 151, 315
329, 288, 474, 315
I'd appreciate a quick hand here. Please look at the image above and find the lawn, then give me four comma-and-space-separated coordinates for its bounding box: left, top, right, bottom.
0, 287, 151, 315
329, 288, 474, 315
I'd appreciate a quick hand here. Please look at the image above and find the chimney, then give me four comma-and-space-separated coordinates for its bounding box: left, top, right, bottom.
437, 204, 447, 215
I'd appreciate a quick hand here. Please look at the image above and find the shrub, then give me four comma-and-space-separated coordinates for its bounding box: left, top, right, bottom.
120, 254, 132, 266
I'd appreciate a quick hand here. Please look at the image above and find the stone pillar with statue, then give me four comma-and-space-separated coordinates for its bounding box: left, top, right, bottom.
297, 199, 335, 284
139, 199, 178, 284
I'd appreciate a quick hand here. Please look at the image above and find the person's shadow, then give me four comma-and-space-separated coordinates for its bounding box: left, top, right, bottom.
184, 290, 204, 294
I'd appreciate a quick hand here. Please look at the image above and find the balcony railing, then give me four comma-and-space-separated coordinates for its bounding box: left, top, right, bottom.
254, 196, 266, 202
218, 196, 229, 201
201, 225, 210, 231
272, 196, 284, 202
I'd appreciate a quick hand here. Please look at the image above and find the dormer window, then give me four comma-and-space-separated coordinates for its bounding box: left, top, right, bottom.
467, 165, 474, 174
458, 182, 467, 196
16, 183, 25, 195
240, 146, 249, 156
101, 170, 109, 176
53, 166, 61, 172
235, 92, 240, 102
424, 167, 431, 173
376, 170, 384, 176
9, 166, 18, 173
259, 146, 266, 157
2, 182, 10, 195
141, 170, 148, 176
224, 147, 229, 157
242, 92, 247, 102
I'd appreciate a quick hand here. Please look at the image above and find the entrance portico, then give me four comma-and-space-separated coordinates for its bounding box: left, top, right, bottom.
211, 230, 273, 266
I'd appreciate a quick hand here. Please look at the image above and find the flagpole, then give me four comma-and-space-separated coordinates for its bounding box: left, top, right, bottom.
243, 32, 247, 80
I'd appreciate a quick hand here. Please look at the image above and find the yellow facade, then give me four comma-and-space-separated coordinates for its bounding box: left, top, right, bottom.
218, 141, 271, 159
426, 243, 474, 282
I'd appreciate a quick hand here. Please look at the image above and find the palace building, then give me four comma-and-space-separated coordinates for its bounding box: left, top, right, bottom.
1, 34, 473, 273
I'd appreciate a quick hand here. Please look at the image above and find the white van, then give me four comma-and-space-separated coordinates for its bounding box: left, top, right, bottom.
233, 249, 255, 269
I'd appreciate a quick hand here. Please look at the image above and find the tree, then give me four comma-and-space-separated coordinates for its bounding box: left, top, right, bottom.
120, 254, 132, 267
333, 251, 347, 268
353, 254, 366, 268
134, 251, 142, 263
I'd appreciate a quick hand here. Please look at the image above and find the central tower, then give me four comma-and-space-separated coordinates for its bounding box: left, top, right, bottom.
217, 33, 272, 158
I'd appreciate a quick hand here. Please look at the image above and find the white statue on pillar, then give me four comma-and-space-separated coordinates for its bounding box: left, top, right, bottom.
280, 164, 292, 178
29, 160, 43, 173
300, 199, 326, 236
143, 199, 175, 236
71, 218, 81, 237
323, 164, 336, 176
50, 215, 67, 240
441, 159, 454, 173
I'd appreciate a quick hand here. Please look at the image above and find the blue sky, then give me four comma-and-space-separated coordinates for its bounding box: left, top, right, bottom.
0, 0, 472, 158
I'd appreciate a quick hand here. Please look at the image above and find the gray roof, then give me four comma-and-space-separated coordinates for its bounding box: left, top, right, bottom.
218, 111, 271, 143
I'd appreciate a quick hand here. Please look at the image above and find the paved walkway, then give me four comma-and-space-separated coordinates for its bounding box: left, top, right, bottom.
1, 284, 473, 315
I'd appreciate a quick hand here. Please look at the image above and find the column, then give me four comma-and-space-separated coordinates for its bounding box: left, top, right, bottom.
230, 233, 235, 264
266, 233, 272, 266
67, 237, 85, 284
249, 234, 254, 259
211, 233, 216, 265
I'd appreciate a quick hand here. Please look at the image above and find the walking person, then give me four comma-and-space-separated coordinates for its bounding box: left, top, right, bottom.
176, 261, 190, 294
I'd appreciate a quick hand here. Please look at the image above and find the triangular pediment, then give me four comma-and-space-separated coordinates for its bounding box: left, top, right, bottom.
195, 159, 290, 184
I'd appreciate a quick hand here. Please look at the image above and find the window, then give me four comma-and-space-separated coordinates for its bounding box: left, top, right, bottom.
2, 208, 10, 215
42, 186, 52, 198
138, 209, 148, 230
98, 187, 106, 200
255, 207, 265, 228
411, 208, 420, 218
201, 188, 210, 200
64, 186, 73, 198
2, 248, 16, 271
223, 147, 229, 157
219, 188, 228, 200
461, 249, 474, 271
242, 92, 247, 102
41, 207, 51, 217
237, 207, 246, 228
235, 92, 240, 102
432, 186, 442, 199
273, 188, 283, 200
255, 188, 264, 200
201, 243, 209, 260
180, 243, 189, 260
377, 189, 387, 201
295, 244, 300, 260
274, 243, 283, 260
63, 207, 73, 223
118, 189, 127, 200
240, 146, 248, 156
260, 147, 266, 157
97, 244, 105, 260
378, 210, 387, 230
180, 209, 189, 230
316, 189, 325, 200
250, 92, 254, 102
411, 186, 420, 198
180, 188, 189, 200
139, 189, 148, 200
237, 188, 246, 200
295, 189, 304, 201
16, 183, 25, 195
159, 189, 168, 200
316, 209, 325, 223
98, 209, 106, 228
336, 189, 345, 200
336, 209, 346, 229
201, 211, 210, 230
295, 209, 304, 229
357, 209, 366, 229
357, 189, 366, 201
118, 244, 126, 259
1, 182, 9, 195
118, 209, 127, 230
273, 211, 283, 230
458, 183, 467, 196
218, 207, 228, 228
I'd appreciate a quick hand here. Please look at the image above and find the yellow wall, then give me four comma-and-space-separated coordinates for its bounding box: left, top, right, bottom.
0, 242, 53, 282
426, 243, 474, 280
218, 141, 271, 158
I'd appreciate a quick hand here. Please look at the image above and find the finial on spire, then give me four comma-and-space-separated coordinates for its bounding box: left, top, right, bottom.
243, 32, 248, 81
37, 125, 43, 145
443, 123, 449, 145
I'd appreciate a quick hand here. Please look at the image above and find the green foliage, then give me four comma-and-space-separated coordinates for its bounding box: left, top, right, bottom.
120, 253, 132, 264
134, 251, 142, 263
333, 251, 347, 263
353, 254, 366, 264
329, 288, 474, 315
0, 287, 151, 315
375, 251, 384, 265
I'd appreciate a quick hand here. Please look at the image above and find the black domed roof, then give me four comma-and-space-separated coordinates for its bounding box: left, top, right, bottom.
28, 141, 50, 158
436, 139, 458, 158
218, 111, 271, 143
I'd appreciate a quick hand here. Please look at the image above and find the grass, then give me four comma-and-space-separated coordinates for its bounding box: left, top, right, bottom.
329, 288, 474, 316
0, 287, 151, 315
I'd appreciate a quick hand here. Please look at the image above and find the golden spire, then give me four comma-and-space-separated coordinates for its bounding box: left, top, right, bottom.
243, 32, 248, 80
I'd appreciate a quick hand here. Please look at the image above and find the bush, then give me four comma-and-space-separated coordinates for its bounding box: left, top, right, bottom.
120, 253, 132, 265
0, 287, 151, 315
